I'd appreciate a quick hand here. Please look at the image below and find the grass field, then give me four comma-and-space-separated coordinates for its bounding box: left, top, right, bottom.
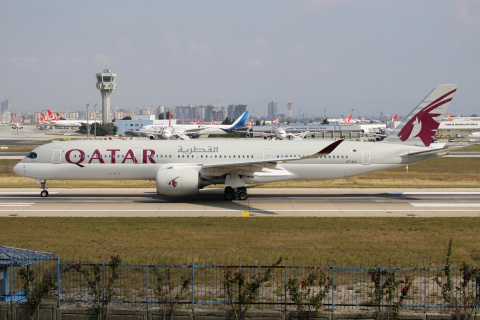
1, 217, 479, 266
2, 151, 480, 266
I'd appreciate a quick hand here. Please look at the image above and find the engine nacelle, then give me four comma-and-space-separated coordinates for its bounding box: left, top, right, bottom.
156, 168, 202, 196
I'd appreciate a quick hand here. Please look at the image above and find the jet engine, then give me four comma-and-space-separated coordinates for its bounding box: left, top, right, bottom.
156, 168, 207, 196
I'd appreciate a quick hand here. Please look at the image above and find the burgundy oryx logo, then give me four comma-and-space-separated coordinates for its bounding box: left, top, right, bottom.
398, 88, 456, 146
169, 176, 180, 188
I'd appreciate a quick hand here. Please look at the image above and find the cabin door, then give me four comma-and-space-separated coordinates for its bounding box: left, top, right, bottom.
263, 150, 272, 160
52, 149, 62, 164
362, 150, 370, 165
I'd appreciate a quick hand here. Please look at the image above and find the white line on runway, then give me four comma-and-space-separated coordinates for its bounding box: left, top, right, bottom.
411, 203, 480, 207
0, 192, 58, 195
0, 209, 480, 212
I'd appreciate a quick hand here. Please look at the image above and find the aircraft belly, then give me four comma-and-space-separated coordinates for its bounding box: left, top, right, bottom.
22, 163, 157, 180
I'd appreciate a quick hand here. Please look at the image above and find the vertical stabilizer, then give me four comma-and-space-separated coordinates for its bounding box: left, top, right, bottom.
383, 84, 458, 147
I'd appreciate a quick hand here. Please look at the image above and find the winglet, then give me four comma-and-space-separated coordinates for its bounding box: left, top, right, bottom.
302, 140, 344, 160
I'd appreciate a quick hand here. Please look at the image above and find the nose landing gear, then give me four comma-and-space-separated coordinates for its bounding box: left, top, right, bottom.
38, 180, 49, 197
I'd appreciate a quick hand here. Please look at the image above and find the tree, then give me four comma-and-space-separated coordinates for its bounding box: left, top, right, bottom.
122, 116, 132, 120
222, 117, 232, 125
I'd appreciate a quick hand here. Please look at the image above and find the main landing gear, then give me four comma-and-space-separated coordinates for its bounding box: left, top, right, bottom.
224, 186, 248, 201
39, 180, 49, 197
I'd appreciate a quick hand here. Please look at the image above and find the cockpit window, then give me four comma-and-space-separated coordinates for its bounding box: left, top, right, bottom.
26, 152, 37, 159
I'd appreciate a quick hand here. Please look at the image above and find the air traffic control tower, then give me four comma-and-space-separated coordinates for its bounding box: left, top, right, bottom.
96, 69, 116, 123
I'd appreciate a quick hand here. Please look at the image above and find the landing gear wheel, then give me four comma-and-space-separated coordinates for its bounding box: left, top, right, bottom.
237, 189, 248, 200
40, 190, 49, 197
224, 187, 235, 200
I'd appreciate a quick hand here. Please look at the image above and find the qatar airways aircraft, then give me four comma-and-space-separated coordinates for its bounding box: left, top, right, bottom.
14, 84, 457, 200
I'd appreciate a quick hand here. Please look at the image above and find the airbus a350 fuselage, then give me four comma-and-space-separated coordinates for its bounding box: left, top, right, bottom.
14, 84, 458, 200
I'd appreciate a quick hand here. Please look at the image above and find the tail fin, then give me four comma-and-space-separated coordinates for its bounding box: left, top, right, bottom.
342, 114, 352, 125
194, 119, 198, 125
40, 112, 49, 122
383, 84, 458, 147
447, 114, 453, 121
391, 114, 398, 121
46, 110, 58, 121
224, 111, 250, 132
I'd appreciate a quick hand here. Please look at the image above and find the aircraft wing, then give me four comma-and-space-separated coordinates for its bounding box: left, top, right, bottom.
200, 140, 343, 169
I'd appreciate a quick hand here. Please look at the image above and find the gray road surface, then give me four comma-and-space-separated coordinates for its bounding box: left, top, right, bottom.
1, 188, 480, 217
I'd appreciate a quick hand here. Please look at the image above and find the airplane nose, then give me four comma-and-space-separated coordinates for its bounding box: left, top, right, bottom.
13, 162, 24, 176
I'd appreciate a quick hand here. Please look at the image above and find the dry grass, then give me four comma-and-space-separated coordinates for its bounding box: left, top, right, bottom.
1, 217, 479, 266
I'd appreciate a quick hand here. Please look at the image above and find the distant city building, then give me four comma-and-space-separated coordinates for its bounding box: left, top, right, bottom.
228, 104, 248, 121
67, 111, 79, 119
1, 100, 11, 115
268, 101, 277, 120
3, 110, 12, 123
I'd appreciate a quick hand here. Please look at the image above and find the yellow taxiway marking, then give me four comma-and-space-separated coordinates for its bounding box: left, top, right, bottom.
242, 211, 250, 217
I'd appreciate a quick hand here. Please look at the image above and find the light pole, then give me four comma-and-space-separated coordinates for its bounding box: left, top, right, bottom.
94, 103, 97, 140
86, 103, 90, 140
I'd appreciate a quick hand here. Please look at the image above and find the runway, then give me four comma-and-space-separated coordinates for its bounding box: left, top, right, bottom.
1, 188, 480, 217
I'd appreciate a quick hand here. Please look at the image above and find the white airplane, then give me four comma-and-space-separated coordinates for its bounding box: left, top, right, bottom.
140, 111, 250, 139
39, 110, 101, 128
259, 116, 309, 140
468, 132, 480, 138
342, 114, 353, 125
11, 123, 23, 129
14, 84, 457, 200
138, 113, 195, 140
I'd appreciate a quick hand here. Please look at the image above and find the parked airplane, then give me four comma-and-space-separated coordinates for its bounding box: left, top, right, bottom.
39, 110, 101, 128
467, 132, 480, 138
259, 116, 309, 140
11, 123, 23, 129
140, 111, 250, 139
342, 115, 353, 125
14, 84, 457, 200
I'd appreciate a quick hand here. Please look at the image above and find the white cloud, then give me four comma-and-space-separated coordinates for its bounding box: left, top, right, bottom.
10, 57, 38, 69
116, 36, 133, 52
94, 53, 114, 67
163, 31, 184, 57
255, 36, 271, 53
278, 0, 353, 18
188, 41, 211, 58
455, 4, 480, 32
246, 58, 264, 68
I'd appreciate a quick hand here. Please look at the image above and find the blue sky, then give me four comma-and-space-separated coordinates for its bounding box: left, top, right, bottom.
1, 0, 479, 119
